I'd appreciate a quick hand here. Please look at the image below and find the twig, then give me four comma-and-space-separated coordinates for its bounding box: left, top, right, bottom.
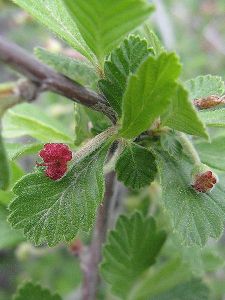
0, 36, 116, 123
81, 171, 116, 300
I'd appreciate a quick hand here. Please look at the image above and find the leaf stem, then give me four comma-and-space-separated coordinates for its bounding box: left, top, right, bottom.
178, 133, 201, 165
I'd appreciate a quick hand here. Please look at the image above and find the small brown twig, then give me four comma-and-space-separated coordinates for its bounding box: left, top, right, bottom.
0, 36, 116, 123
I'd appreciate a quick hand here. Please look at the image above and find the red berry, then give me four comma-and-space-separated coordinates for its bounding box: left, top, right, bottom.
37, 143, 72, 180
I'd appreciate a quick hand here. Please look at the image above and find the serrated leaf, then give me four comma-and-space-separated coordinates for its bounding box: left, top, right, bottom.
185, 75, 225, 99
115, 143, 157, 190
8, 142, 111, 246
160, 132, 182, 158
195, 135, 225, 171
162, 84, 208, 138
0, 132, 10, 190
99, 35, 151, 116
120, 52, 181, 139
139, 26, 164, 56
130, 257, 190, 300
2, 103, 73, 143
199, 108, 225, 127
150, 279, 209, 300
12, 0, 96, 64
101, 212, 166, 299
64, 0, 154, 65
5, 142, 43, 161
35, 47, 98, 88
13, 282, 61, 300
154, 148, 225, 246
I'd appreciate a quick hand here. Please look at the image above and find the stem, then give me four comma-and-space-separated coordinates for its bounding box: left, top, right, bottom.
178, 133, 201, 165
0, 36, 116, 123
81, 171, 116, 300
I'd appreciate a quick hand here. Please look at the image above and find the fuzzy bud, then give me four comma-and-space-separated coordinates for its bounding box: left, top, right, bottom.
191, 164, 218, 193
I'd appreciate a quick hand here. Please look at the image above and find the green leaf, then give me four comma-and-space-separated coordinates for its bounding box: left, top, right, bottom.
13, 282, 61, 300
115, 143, 157, 190
160, 131, 182, 159
129, 257, 191, 300
74, 104, 91, 146
162, 84, 208, 138
35, 47, 98, 88
0, 205, 24, 249
99, 35, 151, 116
5, 143, 43, 161
154, 148, 225, 246
139, 26, 164, 56
120, 52, 181, 139
195, 135, 225, 171
8, 142, 111, 246
185, 75, 225, 99
0, 132, 10, 190
150, 279, 209, 300
64, 0, 154, 64
101, 212, 166, 299
199, 108, 225, 127
12, 0, 96, 64
2, 103, 73, 143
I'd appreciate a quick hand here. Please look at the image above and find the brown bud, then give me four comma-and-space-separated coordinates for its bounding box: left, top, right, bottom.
193, 95, 225, 110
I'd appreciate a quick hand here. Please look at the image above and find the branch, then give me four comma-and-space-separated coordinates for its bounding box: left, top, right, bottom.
0, 36, 116, 123
81, 171, 116, 300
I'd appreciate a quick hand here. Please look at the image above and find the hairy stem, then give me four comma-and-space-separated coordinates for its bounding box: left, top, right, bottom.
0, 36, 116, 123
81, 171, 116, 300
178, 132, 201, 165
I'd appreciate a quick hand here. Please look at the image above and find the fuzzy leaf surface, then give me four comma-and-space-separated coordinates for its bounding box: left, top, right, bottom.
2, 103, 73, 143
101, 212, 166, 299
64, 0, 154, 64
13, 282, 61, 300
8, 143, 110, 246
162, 84, 208, 138
160, 132, 182, 159
154, 149, 225, 246
195, 135, 225, 171
35, 47, 98, 88
13, 0, 95, 63
115, 143, 157, 190
99, 35, 151, 116
120, 53, 181, 139
199, 109, 225, 127
185, 75, 225, 99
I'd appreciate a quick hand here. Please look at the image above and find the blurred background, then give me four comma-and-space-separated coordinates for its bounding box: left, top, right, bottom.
0, 0, 225, 299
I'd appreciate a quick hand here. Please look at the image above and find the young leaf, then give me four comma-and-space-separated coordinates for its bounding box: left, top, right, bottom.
63, 0, 154, 64
12, 0, 96, 64
13, 282, 61, 300
99, 35, 151, 116
185, 75, 225, 99
120, 52, 181, 139
0, 132, 10, 190
8, 142, 111, 246
199, 108, 225, 127
115, 143, 157, 190
160, 131, 182, 159
35, 47, 98, 88
101, 212, 166, 299
161, 84, 208, 138
195, 135, 225, 171
154, 148, 225, 246
2, 103, 73, 143
139, 26, 164, 56
149, 279, 209, 300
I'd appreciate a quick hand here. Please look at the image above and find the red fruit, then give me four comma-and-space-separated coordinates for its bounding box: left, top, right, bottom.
37, 143, 72, 180
192, 170, 218, 193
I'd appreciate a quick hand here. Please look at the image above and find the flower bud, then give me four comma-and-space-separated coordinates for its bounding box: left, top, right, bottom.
191, 164, 218, 193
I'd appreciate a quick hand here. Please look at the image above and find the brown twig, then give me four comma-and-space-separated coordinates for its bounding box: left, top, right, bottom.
81, 171, 116, 300
0, 36, 116, 123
